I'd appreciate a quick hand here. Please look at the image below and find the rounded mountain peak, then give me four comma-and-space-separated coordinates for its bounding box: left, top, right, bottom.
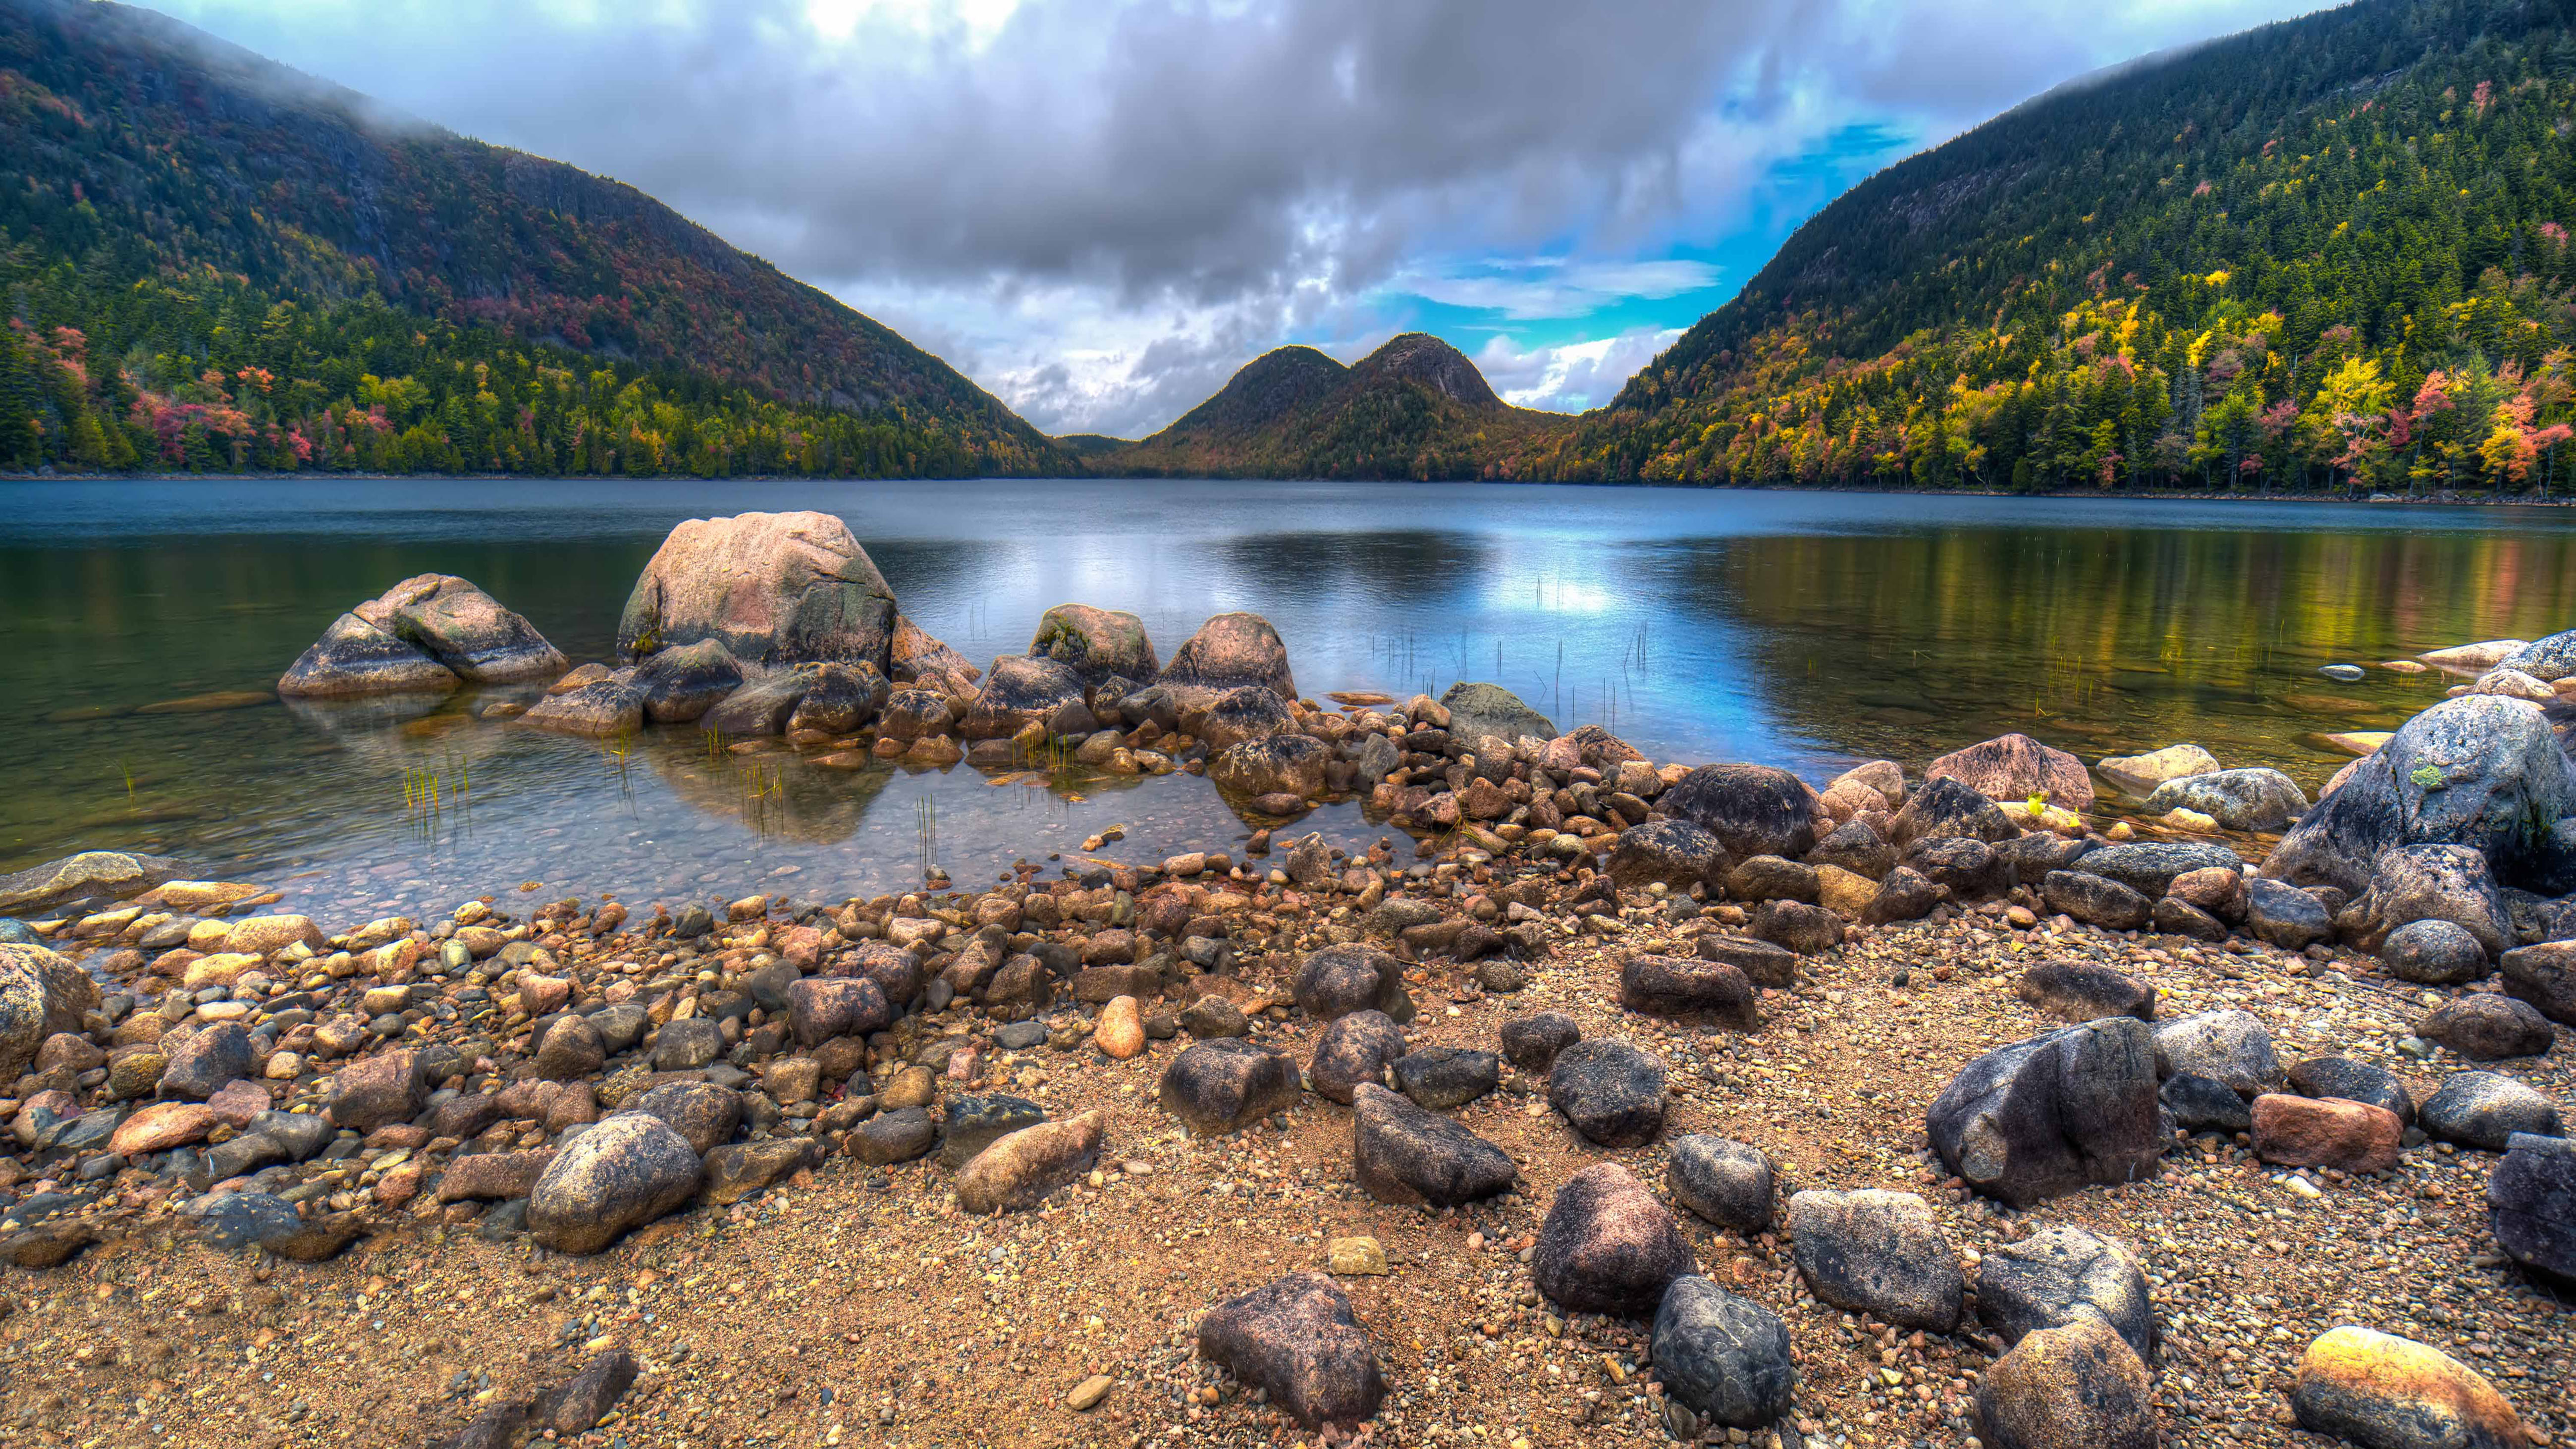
1355, 333, 1503, 411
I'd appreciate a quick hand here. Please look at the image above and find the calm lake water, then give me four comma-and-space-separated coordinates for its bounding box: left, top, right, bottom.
4, 478, 2573, 921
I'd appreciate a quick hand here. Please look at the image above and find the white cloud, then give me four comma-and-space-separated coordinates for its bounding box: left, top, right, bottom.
1476, 328, 1688, 414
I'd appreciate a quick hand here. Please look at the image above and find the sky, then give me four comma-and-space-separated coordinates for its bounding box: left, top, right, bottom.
149, 0, 2329, 439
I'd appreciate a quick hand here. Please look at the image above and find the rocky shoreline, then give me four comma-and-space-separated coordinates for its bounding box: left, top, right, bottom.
0, 512, 2572, 1449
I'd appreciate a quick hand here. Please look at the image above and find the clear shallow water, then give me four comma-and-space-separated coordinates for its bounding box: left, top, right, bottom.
5, 478, 2574, 921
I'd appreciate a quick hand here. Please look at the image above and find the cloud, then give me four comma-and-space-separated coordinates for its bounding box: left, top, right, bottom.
149, 0, 2328, 435
1475, 329, 1688, 413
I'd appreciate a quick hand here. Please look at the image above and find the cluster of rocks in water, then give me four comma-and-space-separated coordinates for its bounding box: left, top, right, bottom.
4, 519, 2572, 1447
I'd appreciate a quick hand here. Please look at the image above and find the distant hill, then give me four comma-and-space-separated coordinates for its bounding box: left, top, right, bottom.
1516, 0, 2576, 494
1054, 433, 1136, 458
1113, 334, 1572, 480
0, 0, 1071, 477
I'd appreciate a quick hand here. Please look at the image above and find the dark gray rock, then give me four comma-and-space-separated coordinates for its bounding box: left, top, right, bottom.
2040, 871, 2151, 932
2261, 695, 2576, 897
1652, 1277, 1797, 1430
2381, 918, 2494, 985
1976, 1222, 2156, 1361
1607, 819, 1735, 892
1927, 1018, 2163, 1205
1665, 1134, 1774, 1233
852, 1106, 937, 1164
1899, 837, 1996, 898
785, 661, 890, 734
1392, 1047, 1500, 1111
1809, 820, 1894, 879
1749, 899, 1843, 955
2153, 1010, 2278, 1096
275, 612, 458, 698
701, 665, 823, 737
2069, 842, 2247, 900
2499, 629, 2576, 682
2016, 962, 2154, 1022
1695, 934, 1799, 989
938, 1094, 1047, 1170
1532, 1163, 1694, 1317
1862, 865, 1947, 924
649, 1017, 726, 1072
2248, 877, 2335, 950
158, 1022, 253, 1100
631, 639, 746, 724
1619, 953, 1757, 1027
1661, 764, 1823, 860
1291, 945, 1410, 1022
1786, 1188, 1963, 1331
2150, 896, 2229, 942
2158, 1073, 2251, 1133
2487, 1132, 2576, 1288
1350, 1084, 1516, 1207
1158, 1038, 1302, 1135
1889, 775, 2020, 849
620, 1080, 740, 1155
1195, 1274, 1383, 1430
2421, 1072, 2564, 1150
2337, 845, 2514, 957
1307, 1011, 1406, 1104
2288, 1057, 2415, 1127
2502, 941, 2576, 1026
1547, 1039, 1668, 1147
1499, 1011, 1579, 1073
2419, 996, 2555, 1061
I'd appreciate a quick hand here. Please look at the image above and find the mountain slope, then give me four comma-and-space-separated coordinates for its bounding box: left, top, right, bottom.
1115, 333, 1571, 480
0, 0, 1070, 476
1514, 0, 2576, 494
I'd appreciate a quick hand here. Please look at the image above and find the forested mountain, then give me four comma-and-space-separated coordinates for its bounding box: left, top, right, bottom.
1114, 334, 1571, 480
1514, 0, 2576, 494
0, 0, 1070, 477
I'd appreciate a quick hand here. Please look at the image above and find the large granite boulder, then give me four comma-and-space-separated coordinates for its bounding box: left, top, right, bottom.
2335, 844, 2514, 957
364, 574, 567, 683
2153, 1010, 2280, 1096
1927, 1018, 2163, 1205
1661, 765, 1823, 860
1029, 604, 1157, 688
2076, 841, 2246, 899
1927, 733, 2094, 812
0, 944, 100, 1081
2143, 768, 2309, 831
617, 511, 896, 671
1439, 682, 1555, 753
2421, 1072, 2564, 1150
1531, 1163, 1694, 1316
1350, 1083, 1516, 1207
2261, 696, 2576, 897
276, 611, 460, 697
526, 1113, 703, 1255
1158, 612, 1296, 706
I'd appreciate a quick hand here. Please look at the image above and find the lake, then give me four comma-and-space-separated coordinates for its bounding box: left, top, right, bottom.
5, 478, 2572, 923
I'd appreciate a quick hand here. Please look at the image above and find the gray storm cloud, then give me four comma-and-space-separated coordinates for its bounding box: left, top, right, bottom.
152, 0, 2322, 436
